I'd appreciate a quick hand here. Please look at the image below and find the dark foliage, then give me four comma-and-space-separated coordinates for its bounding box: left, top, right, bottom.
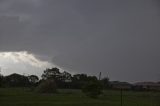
28, 75, 39, 86
0, 67, 111, 91
41, 68, 101, 89
36, 79, 57, 93
0, 74, 3, 87
100, 77, 110, 89
3, 73, 30, 87
71, 74, 98, 89
41, 68, 72, 88
41, 67, 61, 80
82, 81, 103, 98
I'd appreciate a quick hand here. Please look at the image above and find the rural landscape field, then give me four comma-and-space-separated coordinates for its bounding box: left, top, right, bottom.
0, 0, 160, 106
0, 88, 160, 106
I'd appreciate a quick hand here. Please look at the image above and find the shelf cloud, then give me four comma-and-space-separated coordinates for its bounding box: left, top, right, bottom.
0, 0, 160, 82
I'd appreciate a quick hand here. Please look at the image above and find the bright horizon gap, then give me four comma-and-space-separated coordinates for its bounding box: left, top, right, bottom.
0, 51, 65, 77
0, 51, 158, 83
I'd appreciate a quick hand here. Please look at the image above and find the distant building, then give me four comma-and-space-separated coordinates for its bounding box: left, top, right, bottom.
110, 81, 132, 90
133, 82, 160, 91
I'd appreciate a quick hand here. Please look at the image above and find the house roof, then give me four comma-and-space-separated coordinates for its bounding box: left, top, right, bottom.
134, 82, 160, 87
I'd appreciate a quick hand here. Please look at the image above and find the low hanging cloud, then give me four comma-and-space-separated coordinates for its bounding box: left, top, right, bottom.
0, 51, 51, 68
0, 51, 54, 76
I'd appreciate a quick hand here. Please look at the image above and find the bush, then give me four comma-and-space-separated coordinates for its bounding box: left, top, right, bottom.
82, 81, 103, 98
36, 79, 57, 93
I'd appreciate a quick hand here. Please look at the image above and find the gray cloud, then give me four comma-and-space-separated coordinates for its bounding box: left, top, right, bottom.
0, 0, 160, 82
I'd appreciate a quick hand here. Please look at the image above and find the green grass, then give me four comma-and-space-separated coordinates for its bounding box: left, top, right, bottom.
0, 88, 160, 106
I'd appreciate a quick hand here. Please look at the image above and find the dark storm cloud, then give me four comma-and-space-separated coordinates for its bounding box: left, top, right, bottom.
0, 0, 160, 82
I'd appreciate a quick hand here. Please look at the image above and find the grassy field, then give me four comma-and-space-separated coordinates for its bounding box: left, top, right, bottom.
0, 88, 160, 106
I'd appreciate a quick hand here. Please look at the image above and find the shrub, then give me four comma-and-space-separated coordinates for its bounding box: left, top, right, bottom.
36, 79, 57, 93
82, 81, 103, 98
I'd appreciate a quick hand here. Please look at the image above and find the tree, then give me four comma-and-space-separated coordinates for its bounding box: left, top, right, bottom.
41, 67, 61, 81
71, 74, 98, 89
87, 76, 98, 82
61, 71, 72, 82
0, 74, 3, 87
0, 69, 3, 87
72, 74, 88, 81
71, 74, 88, 89
36, 79, 57, 93
57, 71, 72, 88
82, 81, 103, 98
101, 77, 110, 89
28, 75, 39, 86
4, 73, 30, 87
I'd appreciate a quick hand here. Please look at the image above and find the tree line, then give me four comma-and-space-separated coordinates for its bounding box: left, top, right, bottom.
0, 67, 110, 89
1, 67, 157, 92
0, 67, 159, 98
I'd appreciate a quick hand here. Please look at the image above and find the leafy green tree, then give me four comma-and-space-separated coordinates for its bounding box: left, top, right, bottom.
41, 67, 61, 81
36, 79, 57, 93
72, 74, 88, 81
87, 76, 98, 82
0, 74, 3, 87
71, 74, 99, 89
4, 73, 29, 87
71, 74, 88, 89
28, 75, 39, 86
41, 68, 76, 88
61, 71, 72, 82
28, 75, 39, 83
82, 81, 103, 98
101, 77, 110, 89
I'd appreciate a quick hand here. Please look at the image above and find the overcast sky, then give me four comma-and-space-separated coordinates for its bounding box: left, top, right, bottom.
0, 0, 160, 82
